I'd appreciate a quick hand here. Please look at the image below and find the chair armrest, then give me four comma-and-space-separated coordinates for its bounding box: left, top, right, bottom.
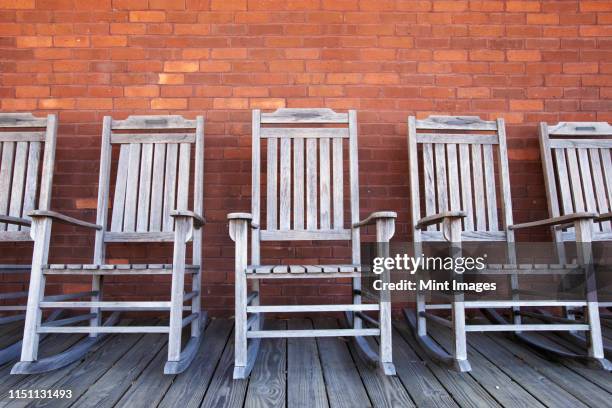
598, 212, 612, 223
170, 210, 205, 229
415, 211, 467, 230
508, 212, 597, 230
227, 212, 259, 229
352, 211, 397, 228
0, 215, 31, 227
28, 210, 102, 230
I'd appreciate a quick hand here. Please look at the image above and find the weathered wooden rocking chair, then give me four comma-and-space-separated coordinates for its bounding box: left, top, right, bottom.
490, 121, 612, 361
228, 108, 396, 379
0, 113, 62, 365
12, 115, 206, 375
404, 115, 611, 371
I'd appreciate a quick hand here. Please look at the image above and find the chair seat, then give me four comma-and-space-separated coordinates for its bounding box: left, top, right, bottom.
42, 264, 199, 275
245, 264, 361, 277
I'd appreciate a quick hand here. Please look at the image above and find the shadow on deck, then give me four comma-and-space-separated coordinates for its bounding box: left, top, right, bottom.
0, 316, 610, 407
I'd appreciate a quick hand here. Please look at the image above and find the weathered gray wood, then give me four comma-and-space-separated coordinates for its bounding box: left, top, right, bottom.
159, 319, 232, 408
416, 133, 498, 144
110, 144, 129, 232
279, 137, 291, 230
0, 141, 15, 231
266, 137, 278, 230
589, 148, 610, 231
422, 143, 435, 231
471, 143, 486, 230
70, 333, 167, 408
176, 142, 191, 211
547, 121, 612, 135
245, 320, 287, 408
458, 144, 474, 230
287, 319, 328, 408
260, 229, 350, 241
123, 143, 141, 232
314, 318, 372, 408
163, 143, 178, 232
261, 108, 349, 124
261, 127, 348, 138
319, 137, 331, 230
112, 115, 197, 129
434, 143, 448, 216
6, 142, 27, 231
482, 144, 498, 230
149, 143, 166, 232
110, 132, 195, 144
0, 112, 48, 128
0, 132, 45, 142
306, 137, 318, 230
293, 137, 304, 230
332, 138, 344, 229
416, 115, 497, 130
394, 321, 498, 407
136, 143, 153, 232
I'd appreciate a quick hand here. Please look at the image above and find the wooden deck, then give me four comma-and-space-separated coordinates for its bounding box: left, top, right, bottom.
0, 316, 611, 408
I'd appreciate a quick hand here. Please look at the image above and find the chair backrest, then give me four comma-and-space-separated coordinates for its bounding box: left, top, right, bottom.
408, 115, 513, 243
0, 113, 57, 242
539, 121, 612, 242
96, 115, 204, 245
252, 108, 358, 242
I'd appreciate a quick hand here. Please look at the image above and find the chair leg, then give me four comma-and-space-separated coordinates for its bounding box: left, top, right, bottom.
451, 300, 470, 371
168, 219, 188, 364
90, 275, 103, 337
20, 218, 52, 362
232, 219, 250, 379
379, 298, 395, 375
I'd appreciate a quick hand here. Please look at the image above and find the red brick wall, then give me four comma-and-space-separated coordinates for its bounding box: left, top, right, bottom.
1, 0, 611, 316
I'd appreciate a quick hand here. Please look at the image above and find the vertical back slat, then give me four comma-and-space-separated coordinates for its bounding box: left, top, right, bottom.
589, 149, 610, 231
149, 143, 166, 232
446, 144, 460, 212
332, 138, 344, 229
136, 143, 153, 232
423, 143, 436, 231
434, 144, 448, 231
601, 149, 612, 229
266, 138, 278, 230
306, 138, 318, 230
348, 110, 360, 263
319, 137, 331, 230
577, 148, 598, 230
458, 144, 473, 230
279, 138, 291, 230
0, 142, 15, 230
21, 141, 41, 232
292, 138, 304, 230
176, 143, 191, 211
7, 142, 28, 231
471, 144, 486, 231
123, 143, 141, 232
163, 143, 178, 232
110, 145, 130, 232
482, 144, 498, 230
566, 148, 585, 212
553, 149, 574, 215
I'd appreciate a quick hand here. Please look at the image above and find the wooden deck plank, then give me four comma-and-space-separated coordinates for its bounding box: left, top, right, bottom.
427, 321, 547, 407
394, 321, 500, 408
313, 318, 373, 408
467, 331, 589, 408
484, 328, 612, 407
25, 321, 144, 408
0, 333, 85, 397
199, 325, 248, 408
159, 319, 233, 408
69, 333, 167, 408
287, 319, 329, 408
245, 320, 287, 408
341, 321, 415, 408
390, 324, 459, 408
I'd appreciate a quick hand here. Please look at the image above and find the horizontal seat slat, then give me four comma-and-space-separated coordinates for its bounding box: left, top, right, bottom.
465, 324, 589, 332
38, 326, 169, 334
246, 264, 360, 274
39, 301, 171, 309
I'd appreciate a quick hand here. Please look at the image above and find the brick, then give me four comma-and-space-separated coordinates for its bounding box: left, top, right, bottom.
199, 61, 231, 72
15, 85, 49, 97
16, 36, 52, 47
91, 36, 127, 47
164, 60, 199, 72
129, 11, 166, 22
526, 13, 559, 25
433, 1, 467, 12
210, 0, 246, 10
0, 0, 34, 8
125, 85, 159, 97
151, 98, 187, 109
469, 49, 505, 61
158, 73, 184, 84
580, 26, 612, 37
510, 100, 544, 111
213, 97, 248, 109
507, 50, 541, 62
433, 50, 467, 61
506, 1, 540, 12
563, 63, 598, 74
457, 87, 490, 98
39, 98, 75, 109
53, 36, 89, 47
249, 98, 285, 109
